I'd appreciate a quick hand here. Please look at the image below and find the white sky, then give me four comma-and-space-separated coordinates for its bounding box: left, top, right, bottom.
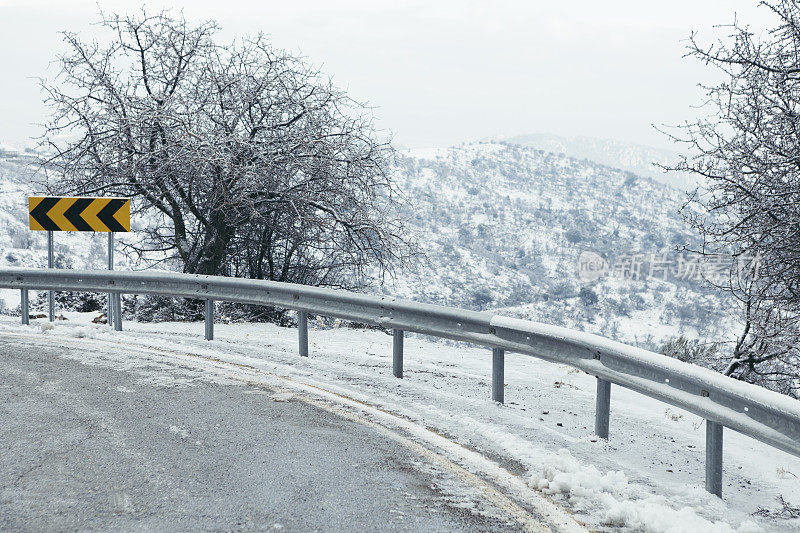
0, 0, 775, 150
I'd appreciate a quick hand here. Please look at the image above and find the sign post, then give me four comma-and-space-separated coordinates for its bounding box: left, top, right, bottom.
47, 230, 54, 322
29, 196, 131, 327
107, 232, 114, 327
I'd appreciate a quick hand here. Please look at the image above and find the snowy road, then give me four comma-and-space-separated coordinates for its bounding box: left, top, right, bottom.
1, 314, 799, 531
0, 333, 579, 532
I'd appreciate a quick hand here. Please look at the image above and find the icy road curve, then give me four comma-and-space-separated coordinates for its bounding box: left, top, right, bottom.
2, 314, 799, 532
0, 331, 582, 532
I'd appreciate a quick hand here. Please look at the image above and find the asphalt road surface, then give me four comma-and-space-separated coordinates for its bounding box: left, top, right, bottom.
0, 335, 524, 532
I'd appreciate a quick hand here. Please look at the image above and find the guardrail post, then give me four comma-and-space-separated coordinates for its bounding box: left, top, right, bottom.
393, 329, 404, 378
106, 294, 113, 326
492, 348, 504, 403
205, 299, 214, 341
20, 289, 29, 325
113, 293, 122, 331
298, 311, 308, 357
706, 420, 723, 497
595, 378, 611, 439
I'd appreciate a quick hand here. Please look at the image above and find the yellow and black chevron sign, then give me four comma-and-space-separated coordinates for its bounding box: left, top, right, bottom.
29, 197, 130, 232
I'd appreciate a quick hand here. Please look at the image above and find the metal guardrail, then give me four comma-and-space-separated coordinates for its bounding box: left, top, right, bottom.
2, 267, 800, 498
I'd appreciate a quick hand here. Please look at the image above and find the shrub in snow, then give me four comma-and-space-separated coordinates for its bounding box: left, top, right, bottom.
33, 291, 106, 313
217, 302, 292, 325
470, 288, 494, 310
755, 495, 800, 520
134, 295, 205, 322
659, 335, 718, 365
579, 287, 599, 307
564, 228, 584, 244
547, 280, 578, 300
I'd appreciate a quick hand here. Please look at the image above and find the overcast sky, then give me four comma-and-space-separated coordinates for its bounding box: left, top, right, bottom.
0, 0, 774, 150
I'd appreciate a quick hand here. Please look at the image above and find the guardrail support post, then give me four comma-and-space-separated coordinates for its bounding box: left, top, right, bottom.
706, 420, 723, 497
47, 230, 54, 322
492, 348, 504, 403
595, 378, 611, 439
393, 329, 404, 378
106, 294, 113, 326
20, 289, 29, 325
205, 299, 214, 341
298, 311, 308, 357
113, 293, 122, 331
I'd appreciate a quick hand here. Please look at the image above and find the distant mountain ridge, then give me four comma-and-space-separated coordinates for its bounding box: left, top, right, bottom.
497, 133, 696, 190
0, 144, 41, 185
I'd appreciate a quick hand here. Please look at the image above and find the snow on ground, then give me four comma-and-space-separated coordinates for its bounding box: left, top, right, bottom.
1, 312, 799, 532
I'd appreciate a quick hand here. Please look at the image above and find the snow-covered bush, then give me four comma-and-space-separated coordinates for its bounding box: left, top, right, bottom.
33, 291, 105, 313
659, 335, 718, 365
133, 295, 204, 322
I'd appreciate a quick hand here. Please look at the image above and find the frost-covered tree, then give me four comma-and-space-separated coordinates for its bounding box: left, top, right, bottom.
41, 10, 413, 289
668, 0, 800, 395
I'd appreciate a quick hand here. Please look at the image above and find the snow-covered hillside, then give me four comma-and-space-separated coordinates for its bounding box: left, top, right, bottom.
390, 143, 735, 350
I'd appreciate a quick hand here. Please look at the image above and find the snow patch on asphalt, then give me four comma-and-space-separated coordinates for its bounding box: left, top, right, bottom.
169, 425, 189, 438
270, 392, 294, 402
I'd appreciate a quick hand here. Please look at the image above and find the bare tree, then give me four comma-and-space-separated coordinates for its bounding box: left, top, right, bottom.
666, 0, 800, 395
721, 269, 800, 396
41, 10, 414, 290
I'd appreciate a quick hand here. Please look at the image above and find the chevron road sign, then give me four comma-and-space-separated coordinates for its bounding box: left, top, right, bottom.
28, 197, 130, 232
28, 196, 130, 327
